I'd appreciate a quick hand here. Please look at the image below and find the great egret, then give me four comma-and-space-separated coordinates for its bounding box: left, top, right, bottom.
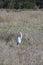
16, 32, 22, 45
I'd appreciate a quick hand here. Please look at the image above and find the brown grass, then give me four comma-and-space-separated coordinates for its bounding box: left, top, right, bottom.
0, 10, 43, 65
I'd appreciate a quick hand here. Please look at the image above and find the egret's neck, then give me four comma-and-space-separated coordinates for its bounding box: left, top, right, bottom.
20, 32, 22, 39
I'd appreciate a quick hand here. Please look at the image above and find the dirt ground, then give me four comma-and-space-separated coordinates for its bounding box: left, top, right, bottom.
0, 10, 43, 65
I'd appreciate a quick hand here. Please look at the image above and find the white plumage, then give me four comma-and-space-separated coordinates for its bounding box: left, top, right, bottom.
16, 32, 22, 45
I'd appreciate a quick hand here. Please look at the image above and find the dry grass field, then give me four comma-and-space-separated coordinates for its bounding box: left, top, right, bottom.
0, 10, 43, 65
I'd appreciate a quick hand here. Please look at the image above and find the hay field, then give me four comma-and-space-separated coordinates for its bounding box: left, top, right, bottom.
0, 10, 43, 65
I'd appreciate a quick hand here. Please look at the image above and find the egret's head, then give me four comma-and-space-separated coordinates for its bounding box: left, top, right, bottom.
20, 32, 22, 35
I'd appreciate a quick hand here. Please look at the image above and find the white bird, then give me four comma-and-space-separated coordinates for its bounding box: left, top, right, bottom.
16, 32, 22, 45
